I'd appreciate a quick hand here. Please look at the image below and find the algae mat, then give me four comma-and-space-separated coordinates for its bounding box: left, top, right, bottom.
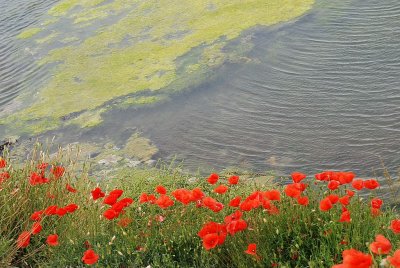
3, 0, 314, 134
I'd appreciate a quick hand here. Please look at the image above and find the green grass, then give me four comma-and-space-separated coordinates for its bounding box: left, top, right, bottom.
0, 146, 399, 267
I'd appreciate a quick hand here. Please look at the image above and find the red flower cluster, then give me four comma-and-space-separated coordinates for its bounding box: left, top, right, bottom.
332, 249, 372, 268
102, 189, 133, 220
198, 222, 227, 250
0, 171, 10, 185
285, 174, 308, 206
29, 172, 49, 186
0, 157, 6, 168
50, 165, 65, 178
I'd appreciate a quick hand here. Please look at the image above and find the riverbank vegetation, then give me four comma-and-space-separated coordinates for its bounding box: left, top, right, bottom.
1, 146, 400, 267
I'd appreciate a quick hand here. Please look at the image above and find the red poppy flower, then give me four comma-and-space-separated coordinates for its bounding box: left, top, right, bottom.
30, 210, 43, 221
0, 172, 10, 184
319, 198, 333, 211
45, 205, 58, 215
31, 222, 42, 234
370, 198, 383, 209
37, 162, 48, 170
91, 187, 105, 200
82, 249, 99, 265
56, 208, 67, 217
17, 231, 31, 248
333, 249, 372, 268
202, 233, 219, 250
155, 185, 167, 195
339, 210, 351, 222
387, 250, 400, 268
207, 173, 219, 184
267, 204, 280, 215
29, 172, 49, 186
284, 184, 301, 198
172, 189, 192, 205
262, 199, 271, 209
264, 190, 281, 201
239, 199, 259, 212
139, 193, 149, 203
117, 217, 133, 227
191, 188, 205, 201
364, 179, 379, 190
328, 180, 340, 190
315, 172, 328, 181
245, 243, 257, 256
103, 208, 118, 220
327, 194, 339, 204
147, 194, 156, 203
50, 166, 65, 178
391, 219, 400, 234
346, 189, 355, 197
297, 196, 309, 206
291, 172, 306, 183
103, 194, 119, 206
224, 210, 243, 224
226, 219, 247, 235
370, 234, 392, 255
337, 172, 355, 184
109, 189, 123, 198
295, 182, 308, 191
229, 196, 241, 207
64, 203, 79, 213
155, 195, 174, 209
0, 158, 6, 168
228, 175, 239, 185
66, 184, 77, 193
198, 222, 225, 238
371, 208, 380, 217
209, 201, 224, 212
214, 185, 228, 194
47, 234, 59, 246
351, 179, 364, 190
339, 195, 350, 206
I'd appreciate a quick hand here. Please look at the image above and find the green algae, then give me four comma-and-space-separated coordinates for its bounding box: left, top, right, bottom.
35, 32, 59, 44
66, 108, 106, 128
48, 0, 108, 16
17, 28, 42, 39
121, 133, 158, 161
120, 96, 164, 108
8, 0, 314, 135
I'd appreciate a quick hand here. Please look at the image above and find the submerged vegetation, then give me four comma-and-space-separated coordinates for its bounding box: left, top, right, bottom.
3, 0, 314, 135
1, 145, 400, 267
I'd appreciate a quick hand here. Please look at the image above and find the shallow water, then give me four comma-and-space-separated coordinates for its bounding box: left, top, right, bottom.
1, 0, 400, 176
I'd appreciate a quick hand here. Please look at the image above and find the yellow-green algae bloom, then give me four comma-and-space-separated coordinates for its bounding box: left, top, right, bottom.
17, 27, 42, 39
7, 0, 314, 134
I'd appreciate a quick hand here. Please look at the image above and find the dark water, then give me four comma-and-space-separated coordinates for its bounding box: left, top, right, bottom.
0, 0, 55, 115
1, 0, 400, 176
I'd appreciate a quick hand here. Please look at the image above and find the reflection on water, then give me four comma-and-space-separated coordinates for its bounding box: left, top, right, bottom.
1, 0, 400, 177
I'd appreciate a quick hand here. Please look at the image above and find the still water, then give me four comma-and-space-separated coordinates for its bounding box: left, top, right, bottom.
1, 0, 400, 176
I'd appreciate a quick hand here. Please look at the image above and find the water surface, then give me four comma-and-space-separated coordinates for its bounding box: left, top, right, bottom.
1, 0, 400, 177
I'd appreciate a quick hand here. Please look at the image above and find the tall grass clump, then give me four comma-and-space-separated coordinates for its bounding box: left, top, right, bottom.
1, 145, 400, 267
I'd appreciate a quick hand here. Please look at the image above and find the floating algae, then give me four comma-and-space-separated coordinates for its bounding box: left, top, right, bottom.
6, 0, 314, 135
17, 28, 42, 39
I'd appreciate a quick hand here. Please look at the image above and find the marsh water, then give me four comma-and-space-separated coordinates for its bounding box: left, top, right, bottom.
1, 0, 400, 176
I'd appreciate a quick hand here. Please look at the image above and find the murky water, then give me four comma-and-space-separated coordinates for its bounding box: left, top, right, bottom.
1, 0, 400, 176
